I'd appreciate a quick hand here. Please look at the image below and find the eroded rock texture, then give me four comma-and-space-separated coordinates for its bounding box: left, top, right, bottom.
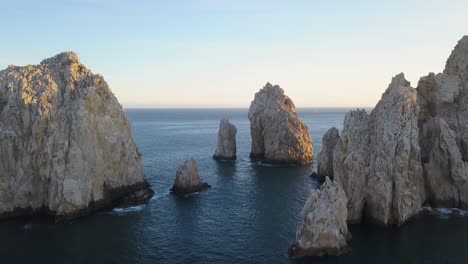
171, 159, 210, 195
333, 74, 423, 225
316, 127, 340, 181
0, 52, 153, 219
248, 83, 313, 164
213, 118, 237, 160
289, 177, 349, 257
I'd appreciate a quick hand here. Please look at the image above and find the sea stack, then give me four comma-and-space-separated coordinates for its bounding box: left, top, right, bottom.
248, 83, 313, 164
213, 118, 237, 160
289, 177, 349, 257
171, 159, 210, 195
0, 52, 153, 219
316, 127, 340, 181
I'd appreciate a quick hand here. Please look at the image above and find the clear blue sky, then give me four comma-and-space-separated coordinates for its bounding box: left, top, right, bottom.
1, 0, 467, 107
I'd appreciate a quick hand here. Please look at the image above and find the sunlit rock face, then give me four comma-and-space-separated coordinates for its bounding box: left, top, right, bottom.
0, 52, 153, 219
171, 159, 210, 195
333, 74, 423, 225
289, 177, 349, 257
213, 118, 237, 160
248, 83, 313, 165
316, 127, 340, 181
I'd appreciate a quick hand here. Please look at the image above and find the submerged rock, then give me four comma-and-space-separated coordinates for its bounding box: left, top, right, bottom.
213, 118, 237, 160
0, 52, 153, 219
248, 83, 313, 164
289, 177, 349, 257
316, 127, 340, 181
171, 159, 210, 195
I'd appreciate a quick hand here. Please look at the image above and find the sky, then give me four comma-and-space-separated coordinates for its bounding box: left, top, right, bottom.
1, 0, 467, 108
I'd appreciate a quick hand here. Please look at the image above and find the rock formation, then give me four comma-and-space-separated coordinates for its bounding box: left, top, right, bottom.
331, 36, 468, 226
333, 73, 423, 225
213, 118, 237, 160
0, 52, 153, 219
316, 127, 340, 181
248, 83, 313, 164
289, 177, 349, 257
171, 159, 210, 195
416, 36, 468, 208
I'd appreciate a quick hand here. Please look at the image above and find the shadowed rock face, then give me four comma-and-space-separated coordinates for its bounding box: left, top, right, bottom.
0, 52, 153, 220
316, 127, 340, 181
171, 159, 210, 195
213, 118, 237, 160
417, 36, 468, 208
248, 83, 313, 165
289, 177, 349, 257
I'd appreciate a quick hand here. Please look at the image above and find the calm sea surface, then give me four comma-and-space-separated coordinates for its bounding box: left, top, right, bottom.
1, 108, 468, 264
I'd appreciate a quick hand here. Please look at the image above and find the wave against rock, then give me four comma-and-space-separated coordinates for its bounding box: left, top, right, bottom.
213, 118, 237, 160
0, 52, 153, 219
248, 83, 313, 164
289, 177, 349, 257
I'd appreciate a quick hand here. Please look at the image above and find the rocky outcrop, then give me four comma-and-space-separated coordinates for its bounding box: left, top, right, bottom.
0, 52, 153, 219
316, 127, 340, 180
248, 83, 313, 164
171, 159, 210, 195
416, 36, 468, 208
333, 74, 423, 225
213, 118, 237, 160
289, 177, 349, 257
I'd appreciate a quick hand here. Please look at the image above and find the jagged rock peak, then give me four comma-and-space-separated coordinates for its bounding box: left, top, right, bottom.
40, 51, 81, 66
248, 82, 313, 164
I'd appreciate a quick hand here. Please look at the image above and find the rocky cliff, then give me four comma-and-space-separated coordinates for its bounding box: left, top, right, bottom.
248, 83, 313, 164
0, 52, 153, 219
331, 36, 468, 226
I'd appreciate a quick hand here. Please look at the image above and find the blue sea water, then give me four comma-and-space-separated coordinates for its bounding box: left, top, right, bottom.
1, 108, 468, 264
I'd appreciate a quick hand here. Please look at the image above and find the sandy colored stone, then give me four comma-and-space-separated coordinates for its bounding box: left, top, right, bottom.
0, 52, 153, 219
248, 83, 313, 164
213, 118, 237, 160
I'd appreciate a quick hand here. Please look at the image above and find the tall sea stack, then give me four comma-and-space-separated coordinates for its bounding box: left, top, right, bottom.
0, 52, 153, 219
248, 83, 313, 165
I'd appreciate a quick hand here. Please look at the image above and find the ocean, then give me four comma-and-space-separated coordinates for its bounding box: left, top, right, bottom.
1, 108, 468, 264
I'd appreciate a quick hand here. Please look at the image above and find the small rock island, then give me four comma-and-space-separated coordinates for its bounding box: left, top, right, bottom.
248, 83, 313, 164
0, 52, 154, 219
289, 177, 349, 257
213, 118, 237, 160
171, 159, 210, 195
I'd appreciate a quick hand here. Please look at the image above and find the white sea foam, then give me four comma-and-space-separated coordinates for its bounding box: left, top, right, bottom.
422, 206, 468, 216
112, 205, 146, 214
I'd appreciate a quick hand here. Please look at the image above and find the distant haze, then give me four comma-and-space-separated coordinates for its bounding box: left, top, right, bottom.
1, 1, 467, 108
